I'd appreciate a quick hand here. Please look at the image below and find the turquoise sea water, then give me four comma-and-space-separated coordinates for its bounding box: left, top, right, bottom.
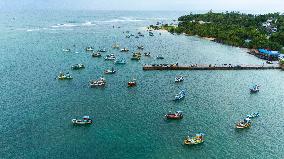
0, 10, 283, 159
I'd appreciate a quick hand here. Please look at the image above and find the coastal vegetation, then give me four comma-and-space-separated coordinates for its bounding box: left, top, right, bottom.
151, 11, 284, 51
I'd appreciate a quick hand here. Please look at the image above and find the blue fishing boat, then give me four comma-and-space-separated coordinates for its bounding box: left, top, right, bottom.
250, 84, 260, 93
114, 59, 126, 64
174, 90, 186, 101
247, 112, 260, 118
98, 48, 107, 52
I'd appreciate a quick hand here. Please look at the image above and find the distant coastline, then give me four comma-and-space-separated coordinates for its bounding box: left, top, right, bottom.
149, 11, 284, 53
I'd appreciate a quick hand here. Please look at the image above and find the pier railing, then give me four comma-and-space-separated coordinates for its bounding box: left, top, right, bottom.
143, 64, 281, 71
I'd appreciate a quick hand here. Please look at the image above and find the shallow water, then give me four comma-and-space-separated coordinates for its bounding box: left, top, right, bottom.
0, 10, 283, 159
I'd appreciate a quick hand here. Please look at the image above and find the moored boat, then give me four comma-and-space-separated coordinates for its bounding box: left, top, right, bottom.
105, 54, 116, 60
89, 77, 106, 87
137, 45, 144, 50
112, 43, 120, 49
184, 133, 205, 145
144, 52, 151, 56
71, 64, 85, 70
92, 52, 102, 57
57, 72, 73, 80
246, 112, 260, 118
175, 76, 184, 82
120, 48, 129, 52
133, 52, 141, 57
128, 79, 137, 87
156, 55, 164, 59
85, 47, 94, 51
114, 59, 126, 64
250, 84, 260, 93
62, 48, 71, 52
165, 111, 183, 119
104, 67, 116, 74
72, 116, 92, 125
98, 48, 107, 52
236, 117, 251, 129
131, 56, 141, 60
174, 90, 186, 101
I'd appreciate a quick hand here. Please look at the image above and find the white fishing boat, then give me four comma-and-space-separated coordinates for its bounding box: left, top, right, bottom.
72, 116, 92, 125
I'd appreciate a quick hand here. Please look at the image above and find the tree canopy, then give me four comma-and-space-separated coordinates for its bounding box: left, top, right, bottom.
156, 12, 284, 51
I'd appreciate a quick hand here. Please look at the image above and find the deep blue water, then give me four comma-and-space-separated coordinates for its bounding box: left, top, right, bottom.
0, 10, 283, 159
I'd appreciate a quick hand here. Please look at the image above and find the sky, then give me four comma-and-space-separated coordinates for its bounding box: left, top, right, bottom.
0, 0, 284, 13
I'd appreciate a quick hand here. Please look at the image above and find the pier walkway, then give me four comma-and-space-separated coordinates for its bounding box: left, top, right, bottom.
143, 64, 281, 71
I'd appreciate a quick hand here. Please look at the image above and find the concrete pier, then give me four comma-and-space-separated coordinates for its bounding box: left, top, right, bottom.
143, 64, 281, 71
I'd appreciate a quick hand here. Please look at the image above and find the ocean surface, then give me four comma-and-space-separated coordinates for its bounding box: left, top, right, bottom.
0, 10, 283, 159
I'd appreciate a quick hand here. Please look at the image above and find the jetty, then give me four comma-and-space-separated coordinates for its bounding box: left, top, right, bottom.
143, 64, 281, 71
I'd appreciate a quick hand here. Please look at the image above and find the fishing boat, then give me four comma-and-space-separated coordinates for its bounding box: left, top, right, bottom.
144, 52, 151, 56
135, 36, 139, 38
71, 64, 85, 70
174, 90, 186, 101
104, 67, 116, 74
149, 32, 154, 36
92, 52, 101, 57
184, 133, 205, 145
126, 35, 131, 38
114, 59, 126, 64
105, 54, 116, 60
236, 117, 251, 129
175, 76, 184, 82
133, 52, 141, 57
112, 43, 120, 49
156, 55, 164, 59
250, 84, 260, 93
246, 112, 260, 118
62, 48, 71, 52
137, 45, 144, 50
98, 48, 107, 52
89, 77, 106, 87
165, 111, 183, 119
128, 79, 137, 87
57, 72, 73, 80
72, 116, 92, 125
120, 48, 129, 52
131, 56, 140, 61
85, 47, 94, 51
